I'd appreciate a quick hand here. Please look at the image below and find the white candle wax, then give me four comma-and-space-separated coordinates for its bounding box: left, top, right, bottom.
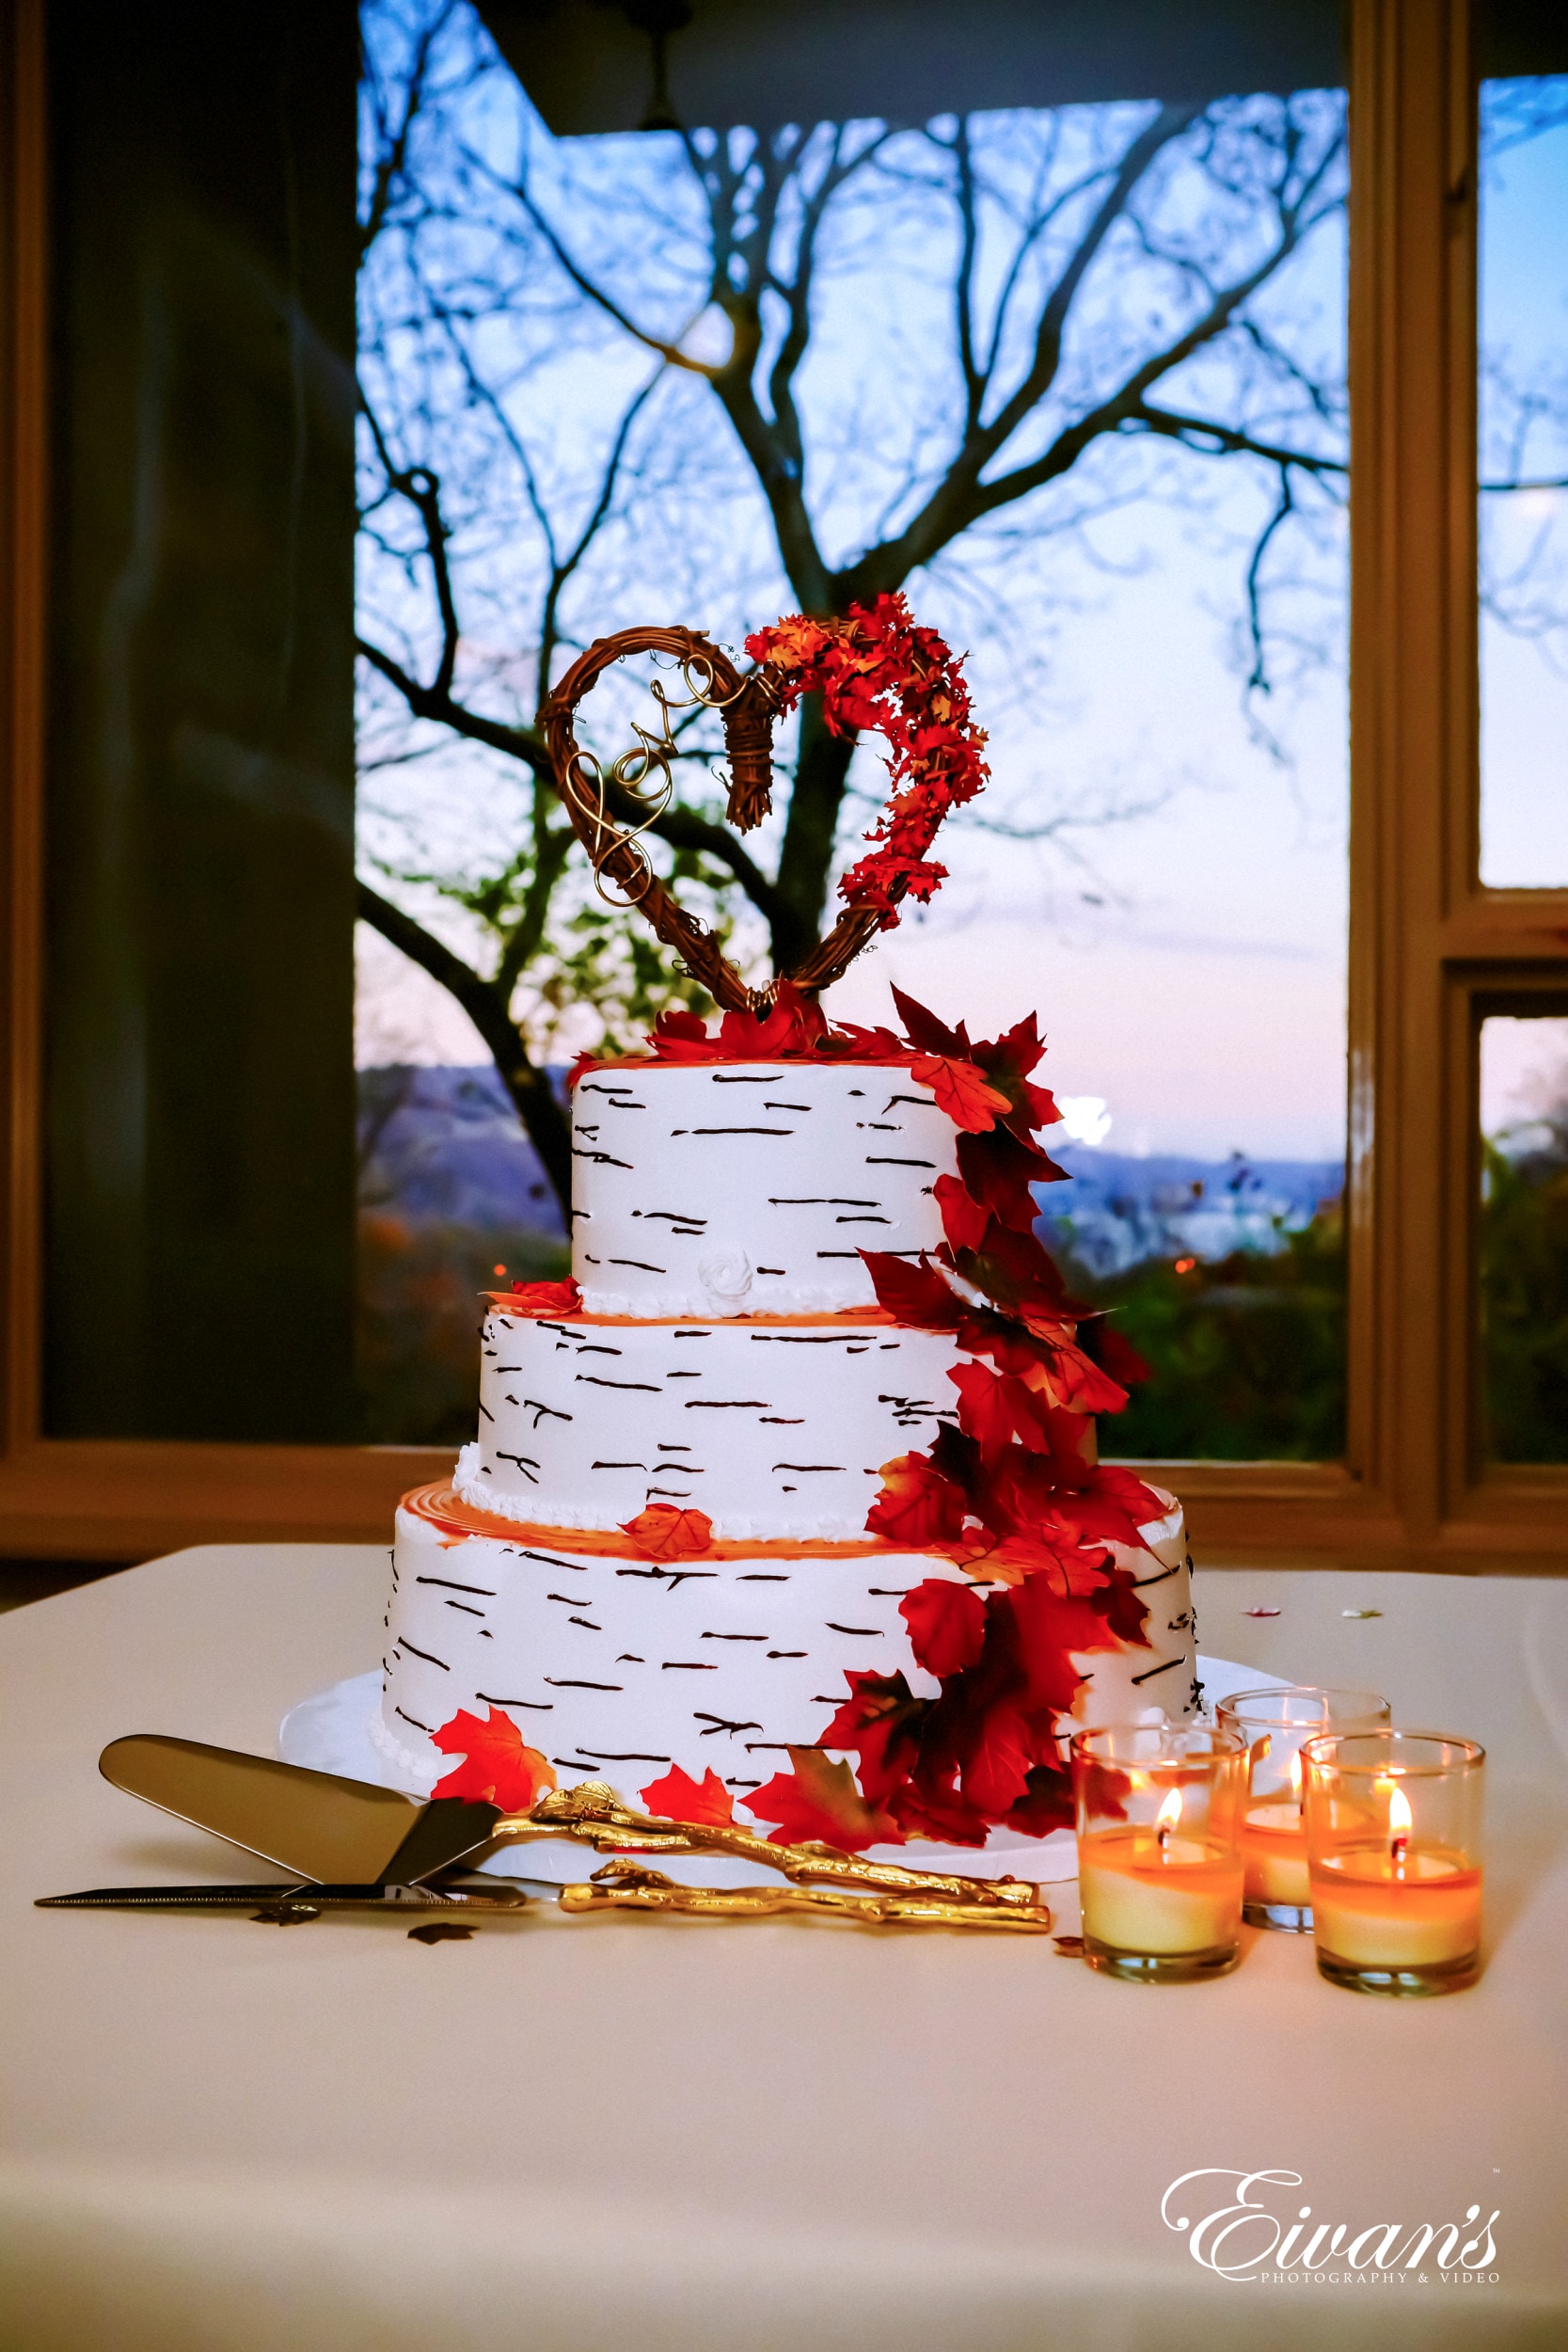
1243, 1800, 1311, 1905
1079, 1829, 1243, 1956
1311, 1847, 1481, 1968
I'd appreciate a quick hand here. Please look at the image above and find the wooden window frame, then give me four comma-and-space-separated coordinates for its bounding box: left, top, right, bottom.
2, 0, 1564, 1566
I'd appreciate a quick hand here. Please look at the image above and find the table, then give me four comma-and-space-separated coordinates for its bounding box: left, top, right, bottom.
2, 1547, 1564, 2351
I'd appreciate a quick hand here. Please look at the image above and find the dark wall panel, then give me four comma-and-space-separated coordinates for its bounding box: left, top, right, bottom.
44, 2, 359, 1439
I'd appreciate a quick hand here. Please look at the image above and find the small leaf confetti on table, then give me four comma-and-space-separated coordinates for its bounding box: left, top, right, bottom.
408, 1921, 476, 1944
1341, 1609, 1383, 1619
1243, 1607, 1282, 1618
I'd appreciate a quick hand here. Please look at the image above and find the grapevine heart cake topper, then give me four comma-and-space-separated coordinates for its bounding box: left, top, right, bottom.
539, 592, 988, 1011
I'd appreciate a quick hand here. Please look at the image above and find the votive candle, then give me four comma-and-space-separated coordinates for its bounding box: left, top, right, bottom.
1218, 1686, 1390, 1931
1302, 1731, 1484, 1995
1071, 1724, 1247, 1983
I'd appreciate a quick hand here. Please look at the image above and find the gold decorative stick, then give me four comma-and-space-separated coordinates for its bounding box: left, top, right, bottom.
557, 1860, 1053, 1931
490, 1781, 1047, 1914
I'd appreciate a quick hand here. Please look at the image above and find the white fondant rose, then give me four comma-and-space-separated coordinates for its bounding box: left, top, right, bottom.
698, 1245, 753, 1301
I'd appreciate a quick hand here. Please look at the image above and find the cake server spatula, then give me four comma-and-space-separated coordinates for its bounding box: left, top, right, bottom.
98, 1735, 503, 1885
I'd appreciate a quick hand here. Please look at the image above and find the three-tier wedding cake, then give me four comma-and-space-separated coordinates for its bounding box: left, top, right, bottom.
372, 595, 1195, 1857
373, 988, 1196, 1856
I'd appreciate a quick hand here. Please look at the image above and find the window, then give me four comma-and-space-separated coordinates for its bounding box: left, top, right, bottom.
2, 0, 1563, 1566
353, 3, 1350, 1456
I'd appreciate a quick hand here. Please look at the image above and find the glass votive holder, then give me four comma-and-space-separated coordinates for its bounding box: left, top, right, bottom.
1301, 1730, 1484, 1996
1216, 1685, 1391, 1932
1070, 1724, 1247, 1983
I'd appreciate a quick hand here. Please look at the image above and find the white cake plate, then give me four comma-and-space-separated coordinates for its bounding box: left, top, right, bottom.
279, 1655, 1285, 1888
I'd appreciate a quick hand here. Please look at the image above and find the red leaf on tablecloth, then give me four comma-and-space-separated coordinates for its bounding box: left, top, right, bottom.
639, 1764, 735, 1826
504, 1277, 582, 1316
430, 1708, 557, 1811
745, 1747, 901, 1850
618, 1503, 716, 1561
864, 1452, 967, 1547
910, 1053, 1009, 1133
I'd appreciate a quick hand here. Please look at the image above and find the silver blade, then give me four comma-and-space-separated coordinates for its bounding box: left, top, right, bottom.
37, 1880, 550, 1910
98, 1736, 501, 1884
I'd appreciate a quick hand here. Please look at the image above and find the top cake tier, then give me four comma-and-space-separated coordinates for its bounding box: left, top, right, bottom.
571, 1059, 960, 1317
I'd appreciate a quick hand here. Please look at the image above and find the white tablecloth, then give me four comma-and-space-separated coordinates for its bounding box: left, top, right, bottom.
2, 1546, 1564, 2350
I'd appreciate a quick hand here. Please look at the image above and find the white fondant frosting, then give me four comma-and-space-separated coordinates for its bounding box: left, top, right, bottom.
380, 1047, 1197, 1850
378, 1498, 1198, 1805
570, 1060, 958, 1317
463, 1308, 962, 1539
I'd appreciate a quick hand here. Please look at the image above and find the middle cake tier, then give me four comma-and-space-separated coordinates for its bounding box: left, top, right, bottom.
456, 1301, 962, 1541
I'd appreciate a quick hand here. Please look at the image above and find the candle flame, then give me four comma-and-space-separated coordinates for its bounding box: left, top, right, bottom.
1387, 1783, 1413, 1837
1155, 1786, 1182, 1837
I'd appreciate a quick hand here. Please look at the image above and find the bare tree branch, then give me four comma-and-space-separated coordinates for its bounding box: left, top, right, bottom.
356, 875, 574, 1212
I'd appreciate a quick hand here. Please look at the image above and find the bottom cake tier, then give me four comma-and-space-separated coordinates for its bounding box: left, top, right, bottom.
375, 1484, 1199, 1826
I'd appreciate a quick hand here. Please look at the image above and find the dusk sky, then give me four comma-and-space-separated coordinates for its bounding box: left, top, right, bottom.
356, 46, 1565, 1168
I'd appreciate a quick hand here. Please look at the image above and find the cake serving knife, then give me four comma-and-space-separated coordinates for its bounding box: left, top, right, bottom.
89, 1736, 1052, 1921
37, 1862, 1053, 1930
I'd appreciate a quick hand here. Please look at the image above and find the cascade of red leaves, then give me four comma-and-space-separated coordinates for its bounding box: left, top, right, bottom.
638, 1763, 736, 1826
810, 987, 1171, 1843
811, 1567, 1150, 1847
430, 1708, 557, 1812
618, 1503, 715, 1561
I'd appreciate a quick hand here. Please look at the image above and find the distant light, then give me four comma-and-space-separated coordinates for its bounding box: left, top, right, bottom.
493, 1263, 507, 1277
1054, 1094, 1112, 1147
1174, 1256, 1197, 1274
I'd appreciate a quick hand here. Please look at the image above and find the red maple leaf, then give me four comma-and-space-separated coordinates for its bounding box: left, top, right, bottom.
639, 1763, 736, 1826
646, 1009, 718, 1060
948, 1359, 1051, 1459
1094, 1325, 1153, 1389
899, 1578, 986, 1677
932, 1172, 989, 1252
430, 1708, 557, 1811
816, 1669, 930, 1804
956, 1124, 1067, 1230
1020, 1337, 1129, 1418
714, 977, 832, 1059
942, 1217, 1082, 1320
891, 985, 968, 1058
864, 1452, 967, 1546
1087, 1565, 1151, 1646
506, 1278, 583, 1316
618, 1503, 715, 1560
910, 1053, 1009, 1133
1003, 1762, 1076, 1839
969, 1013, 1060, 1137
859, 1249, 962, 1330
745, 1747, 901, 1850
